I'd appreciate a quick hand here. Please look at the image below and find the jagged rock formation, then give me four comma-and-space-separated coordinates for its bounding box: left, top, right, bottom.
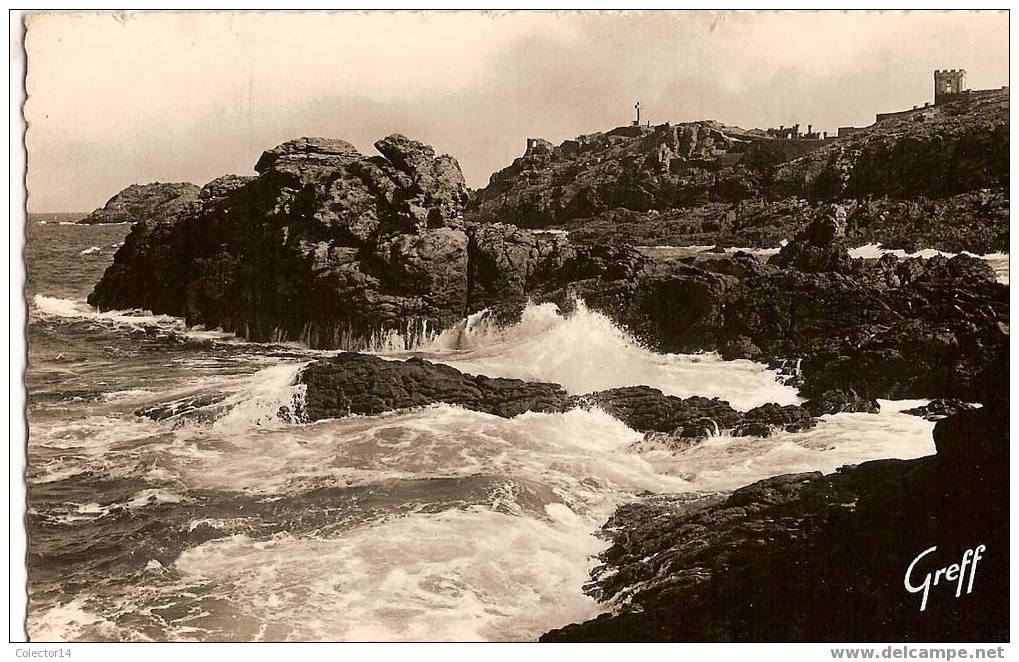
300, 352, 570, 421
469, 121, 776, 228
469, 90, 1009, 253
77, 182, 200, 225
89, 135, 473, 347
541, 404, 1009, 642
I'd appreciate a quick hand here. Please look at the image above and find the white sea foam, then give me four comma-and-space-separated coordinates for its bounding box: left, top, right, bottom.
162, 396, 935, 641
210, 362, 308, 432
174, 505, 606, 642
32, 294, 237, 341
79, 246, 102, 256
417, 300, 798, 410
27, 595, 124, 641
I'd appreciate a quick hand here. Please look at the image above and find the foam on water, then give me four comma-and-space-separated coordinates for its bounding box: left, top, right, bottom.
27, 596, 123, 642
174, 505, 604, 642
417, 300, 798, 410
210, 362, 309, 432
32, 295, 237, 342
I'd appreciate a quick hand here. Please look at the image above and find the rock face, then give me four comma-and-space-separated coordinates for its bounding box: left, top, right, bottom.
541, 404, 1009, 642
469, 121, 780, 229
299, 353, 570, 421
89, 135, 472, 348
573, 386, 742, 435
469, 90, 1009, 254
296, 356, 815, 445
78, 182, 200, 225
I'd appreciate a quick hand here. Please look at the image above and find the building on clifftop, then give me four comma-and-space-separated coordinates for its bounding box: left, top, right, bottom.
934, 69, 967, 104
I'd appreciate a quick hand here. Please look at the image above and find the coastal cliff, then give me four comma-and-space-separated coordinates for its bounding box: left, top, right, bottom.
468, 89, 1009, 253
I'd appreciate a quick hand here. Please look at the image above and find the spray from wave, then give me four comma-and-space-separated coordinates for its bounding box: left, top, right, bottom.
413, 300, 799, 410
32, 295, 237, 342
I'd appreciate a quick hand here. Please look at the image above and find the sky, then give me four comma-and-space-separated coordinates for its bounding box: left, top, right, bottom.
24, 10, 1009, 213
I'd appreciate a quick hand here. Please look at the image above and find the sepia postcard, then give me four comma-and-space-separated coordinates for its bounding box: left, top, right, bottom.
12, 7, 1011, 653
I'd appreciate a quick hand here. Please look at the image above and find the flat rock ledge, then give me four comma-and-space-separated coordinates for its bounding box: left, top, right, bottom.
296, 353, 821, 443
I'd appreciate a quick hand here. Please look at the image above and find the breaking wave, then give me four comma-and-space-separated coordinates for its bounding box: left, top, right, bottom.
415, 300, 799, 410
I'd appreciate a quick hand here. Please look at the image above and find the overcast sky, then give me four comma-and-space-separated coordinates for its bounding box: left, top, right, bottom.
25, 10, 1008, 212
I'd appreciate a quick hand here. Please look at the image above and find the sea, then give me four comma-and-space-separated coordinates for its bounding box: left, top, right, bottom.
25, 213, 988, 642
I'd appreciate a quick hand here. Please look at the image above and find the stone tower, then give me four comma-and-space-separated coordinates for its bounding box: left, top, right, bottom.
934, 69, 967, 104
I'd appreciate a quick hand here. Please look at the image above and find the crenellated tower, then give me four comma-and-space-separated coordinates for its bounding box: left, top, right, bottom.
934, 69, 967, 104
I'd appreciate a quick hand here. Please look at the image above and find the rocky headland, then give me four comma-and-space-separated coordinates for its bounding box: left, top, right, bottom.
77, 182, 200, 225
468, 90, 1008, 253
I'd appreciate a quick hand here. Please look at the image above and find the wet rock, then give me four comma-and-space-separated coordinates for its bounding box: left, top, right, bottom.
804, 388, 881, 416
298, 353, 570, 421
768, 205, 853, 273
135, 393, 229, 423
78, 182, 200, 225
732, 403, 815, 437
571, 386, 742, 435
89, 134, 474, 348
541, 405, 1009, 642
903, 399, 977, 421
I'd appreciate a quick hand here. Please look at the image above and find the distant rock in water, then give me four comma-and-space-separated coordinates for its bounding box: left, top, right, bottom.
541, 403, 1009, 642
77, 182, 200, 225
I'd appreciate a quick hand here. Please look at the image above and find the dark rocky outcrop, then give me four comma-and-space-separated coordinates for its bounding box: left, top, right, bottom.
78, 182, 200, 225
469, 90, 1008, 254
541, 404, 1009, 642
570, 386, 742, 435
902, 399, 977, 421
768, 204, 852, 273
469, 121, 773, 229
299, 353, 569, 421
731, 402, 816, 437
89, 135, 472, 348
296, 356, 814, 446
803, 388, 881, 416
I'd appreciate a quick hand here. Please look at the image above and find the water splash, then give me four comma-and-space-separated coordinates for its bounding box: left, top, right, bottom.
416, 300, 799, 410
32, 295, 236, 342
